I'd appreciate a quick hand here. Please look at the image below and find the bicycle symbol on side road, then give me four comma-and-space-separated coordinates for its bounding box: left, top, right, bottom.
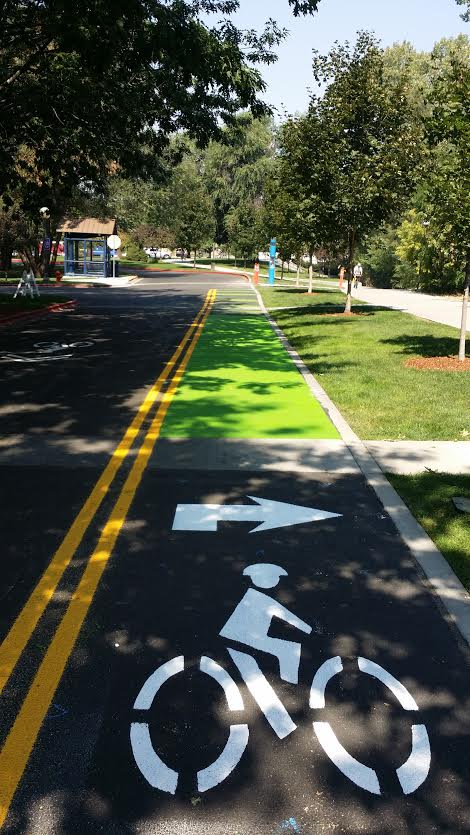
0, 339, 94, 362
131, 563, 431, 797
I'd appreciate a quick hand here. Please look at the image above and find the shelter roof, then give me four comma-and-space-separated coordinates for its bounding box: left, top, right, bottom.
58, 217, 117, 235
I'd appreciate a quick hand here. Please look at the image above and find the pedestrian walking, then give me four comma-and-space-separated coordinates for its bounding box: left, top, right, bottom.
353, 263, 363, 289
338, 265, 346, 290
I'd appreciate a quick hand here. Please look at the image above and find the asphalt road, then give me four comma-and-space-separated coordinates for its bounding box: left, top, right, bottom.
1, 273, 470, 835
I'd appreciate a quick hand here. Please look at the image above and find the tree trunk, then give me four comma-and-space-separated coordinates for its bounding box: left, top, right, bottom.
20, 246, 40, 278
281, 259, 284, 280
296, 265, 300, 287
458, 259, 470, 361
0, 245, 13, 273
193, 249, 196, 267
308, 252, 313, 293
50, 233, 60, 273
344, 230, 356, 314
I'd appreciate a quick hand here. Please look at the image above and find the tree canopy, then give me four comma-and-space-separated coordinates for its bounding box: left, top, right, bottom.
0, 0, 320, 203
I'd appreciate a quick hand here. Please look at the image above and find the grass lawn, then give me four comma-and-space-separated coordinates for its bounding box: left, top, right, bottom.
259, 285, 470, 441
122, 260, 194, 271
388, 473, 470, 592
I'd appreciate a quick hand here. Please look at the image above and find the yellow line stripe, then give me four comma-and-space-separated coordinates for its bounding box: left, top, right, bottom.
0, 289, 216, 829
0, 291, 213, 698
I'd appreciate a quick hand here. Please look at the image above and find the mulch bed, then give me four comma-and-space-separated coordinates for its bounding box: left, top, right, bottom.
405, 356, 470, 371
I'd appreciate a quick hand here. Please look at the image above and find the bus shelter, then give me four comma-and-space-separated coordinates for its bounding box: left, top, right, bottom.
59, 218, 118, 278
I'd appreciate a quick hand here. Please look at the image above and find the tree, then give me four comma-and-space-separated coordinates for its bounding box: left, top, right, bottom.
456, 0, 470, 21
359, 225, 400, 288
266, 114, 329, 284
204, 114, 275, 248
308, 32, 423, 312
226, 200, 264, 265
425, 41, 470, 359
0, 1, 321, 273
168, 159, 216, 262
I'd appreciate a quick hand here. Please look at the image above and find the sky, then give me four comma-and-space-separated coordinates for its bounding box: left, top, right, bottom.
228, 0, 469, 116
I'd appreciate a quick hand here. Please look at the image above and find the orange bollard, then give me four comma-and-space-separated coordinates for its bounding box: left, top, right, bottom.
253, 262, 260, 285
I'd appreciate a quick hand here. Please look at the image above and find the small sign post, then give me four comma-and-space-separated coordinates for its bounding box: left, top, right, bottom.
107, 234, 122, 279
268, 238, 277, 286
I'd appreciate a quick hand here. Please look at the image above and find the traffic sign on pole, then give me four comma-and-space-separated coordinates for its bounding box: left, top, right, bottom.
107, 235, 121, 280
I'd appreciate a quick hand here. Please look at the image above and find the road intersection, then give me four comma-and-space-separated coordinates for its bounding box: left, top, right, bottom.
0, 272, 469, 834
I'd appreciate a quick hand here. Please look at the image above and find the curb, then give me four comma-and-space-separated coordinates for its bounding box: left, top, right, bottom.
0, 299, 76, 328
252, 283, 470, 651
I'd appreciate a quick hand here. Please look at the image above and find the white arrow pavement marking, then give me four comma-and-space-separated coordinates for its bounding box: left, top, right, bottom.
172, 496, 342, 534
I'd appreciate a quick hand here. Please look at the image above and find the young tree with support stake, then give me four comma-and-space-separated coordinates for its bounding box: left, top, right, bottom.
425, 46, 470, 360
308, 32, 423, 313
265, 116, 327, 289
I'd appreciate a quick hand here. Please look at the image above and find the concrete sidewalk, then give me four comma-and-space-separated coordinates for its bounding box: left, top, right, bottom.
365, 440, 470, 475
350, 285, 469, 331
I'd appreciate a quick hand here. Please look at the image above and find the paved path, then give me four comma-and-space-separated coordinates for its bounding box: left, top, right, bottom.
1, 273, 470, 834
365, 441, 470, 475
351, 286, 469, 332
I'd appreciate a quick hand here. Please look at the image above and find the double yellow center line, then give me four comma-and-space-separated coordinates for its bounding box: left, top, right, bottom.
0, 289, 216, 828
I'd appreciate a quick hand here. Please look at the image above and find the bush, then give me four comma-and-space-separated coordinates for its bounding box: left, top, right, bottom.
122, 240, 148, 262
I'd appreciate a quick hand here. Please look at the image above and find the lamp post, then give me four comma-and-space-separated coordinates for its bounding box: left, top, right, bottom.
39, 206, 51, 282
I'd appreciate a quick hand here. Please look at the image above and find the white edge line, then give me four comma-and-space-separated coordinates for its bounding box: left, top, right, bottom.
252, 284, 470, 651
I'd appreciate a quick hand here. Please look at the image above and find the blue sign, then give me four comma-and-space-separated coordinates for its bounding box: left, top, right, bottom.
268, 237, 277, 285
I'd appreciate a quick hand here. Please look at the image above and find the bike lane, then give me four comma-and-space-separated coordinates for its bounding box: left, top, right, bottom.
2, 286, 470, 834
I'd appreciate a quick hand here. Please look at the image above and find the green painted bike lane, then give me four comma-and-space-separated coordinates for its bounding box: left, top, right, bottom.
161, 292, 339, 439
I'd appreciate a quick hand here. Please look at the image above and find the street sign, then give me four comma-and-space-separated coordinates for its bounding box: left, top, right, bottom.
107, 234, 121, 250
107, 235, 122, 278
